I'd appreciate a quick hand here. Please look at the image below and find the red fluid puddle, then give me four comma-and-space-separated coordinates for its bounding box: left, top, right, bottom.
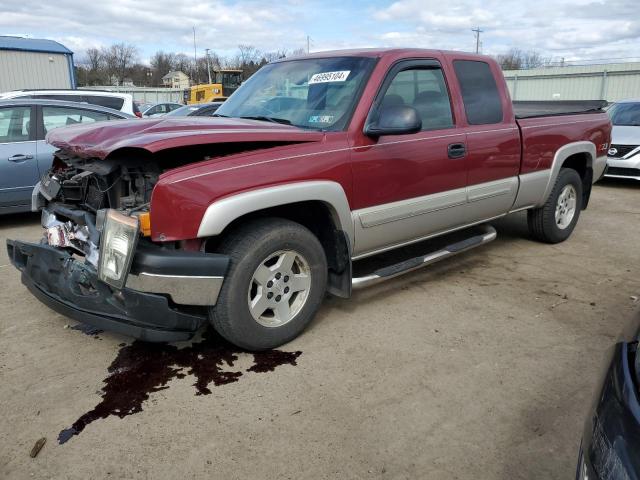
58, 329, 301, 444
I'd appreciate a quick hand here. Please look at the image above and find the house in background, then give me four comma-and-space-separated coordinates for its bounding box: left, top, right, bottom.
162, 71, 190, 89
0, 36, 75, 92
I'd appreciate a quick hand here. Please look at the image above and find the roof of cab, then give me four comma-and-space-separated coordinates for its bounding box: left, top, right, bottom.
273, 47, 494, 63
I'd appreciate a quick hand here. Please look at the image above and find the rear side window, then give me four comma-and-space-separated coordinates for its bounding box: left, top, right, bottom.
0, 106, 31, 142
453, 60, 503, 125
42, 106, 111, 133
87, 95, 125, 110
33, 94, 83, 102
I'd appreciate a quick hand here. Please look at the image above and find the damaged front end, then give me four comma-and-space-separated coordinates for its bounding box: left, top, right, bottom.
7, 151, 230, 342
42, 206, 101, 267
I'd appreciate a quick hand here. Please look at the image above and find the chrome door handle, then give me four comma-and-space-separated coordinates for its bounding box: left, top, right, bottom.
8, 154, 34, 162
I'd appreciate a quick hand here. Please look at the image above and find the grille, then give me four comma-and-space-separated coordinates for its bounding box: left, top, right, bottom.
606, 167, 640, 177
608, 144, 639, 158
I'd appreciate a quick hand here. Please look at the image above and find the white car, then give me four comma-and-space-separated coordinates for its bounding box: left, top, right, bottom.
605, 99, 640, 180
0, 90, 140, 117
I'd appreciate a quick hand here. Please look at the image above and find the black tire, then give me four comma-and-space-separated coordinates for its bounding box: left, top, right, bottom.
210, 218, 327, 351
527, 168, 583, 243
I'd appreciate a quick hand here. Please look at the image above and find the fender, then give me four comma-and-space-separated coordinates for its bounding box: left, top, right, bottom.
196, 180, 355, 249
513, 141, 597, 210
539, 141, 596, 205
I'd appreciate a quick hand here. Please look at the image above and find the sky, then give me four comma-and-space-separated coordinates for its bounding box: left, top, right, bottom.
1, 0, 638, 65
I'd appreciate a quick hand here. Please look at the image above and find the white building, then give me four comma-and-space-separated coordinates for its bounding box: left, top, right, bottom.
162, 71, 190, 89
503, 62, 640, 102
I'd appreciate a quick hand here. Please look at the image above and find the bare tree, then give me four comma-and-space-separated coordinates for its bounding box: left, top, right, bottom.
237, 45, 261, 66
173, 53, 193, 74
150, 51, 176, 86
76, 47, 106, 85
85, 47, 102, 72
114, 43, 138, 85
496, 48, 551, 70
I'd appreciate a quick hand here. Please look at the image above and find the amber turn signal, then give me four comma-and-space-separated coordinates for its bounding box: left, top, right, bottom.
137, 212, 151, 237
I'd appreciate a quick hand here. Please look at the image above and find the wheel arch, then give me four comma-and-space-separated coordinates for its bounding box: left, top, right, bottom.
541, 141, 596, 209
198, 181, 354, 298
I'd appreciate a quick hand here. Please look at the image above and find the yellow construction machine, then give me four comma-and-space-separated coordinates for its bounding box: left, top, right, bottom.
183, 69, 243, 104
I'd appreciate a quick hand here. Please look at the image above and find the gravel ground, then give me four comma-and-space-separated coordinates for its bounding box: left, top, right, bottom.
0, 179, 638, 480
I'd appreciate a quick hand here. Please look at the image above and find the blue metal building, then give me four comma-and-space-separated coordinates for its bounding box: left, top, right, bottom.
0, 36, 75, 92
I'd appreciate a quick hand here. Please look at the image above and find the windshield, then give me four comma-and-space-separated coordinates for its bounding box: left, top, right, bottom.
608, 102, 640, 126
215, 56, 375, 130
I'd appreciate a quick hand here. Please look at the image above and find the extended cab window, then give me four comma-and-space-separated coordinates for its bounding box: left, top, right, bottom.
381, 67, 453, 131
215, 56, 375, 131
453, 60, 503, 125
42, 106, 110, 134
0, 106, 31, 143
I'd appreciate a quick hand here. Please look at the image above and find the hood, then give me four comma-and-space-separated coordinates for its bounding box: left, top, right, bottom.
611, 125, 640, 146
46, 116, 324, 160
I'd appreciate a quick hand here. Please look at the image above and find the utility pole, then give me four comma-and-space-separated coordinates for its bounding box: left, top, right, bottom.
192, 26, 197, 83
471, 27, 483, 54
205, 48, 212, 84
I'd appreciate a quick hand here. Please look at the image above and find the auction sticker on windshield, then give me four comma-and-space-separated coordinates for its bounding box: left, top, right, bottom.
309, 71, 351, 84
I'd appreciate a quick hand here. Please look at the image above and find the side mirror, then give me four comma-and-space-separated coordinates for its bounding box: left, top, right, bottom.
364, 105, 422, 137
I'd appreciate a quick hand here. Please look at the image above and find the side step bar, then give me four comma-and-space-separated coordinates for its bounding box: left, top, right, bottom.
352, 225, 497, 290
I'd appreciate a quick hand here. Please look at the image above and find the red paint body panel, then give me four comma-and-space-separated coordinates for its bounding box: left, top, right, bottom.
151, 133, 353, 240
518, 114, 611, 173
45, 48, 612, 243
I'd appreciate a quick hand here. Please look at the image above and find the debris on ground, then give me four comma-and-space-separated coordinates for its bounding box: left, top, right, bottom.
29, 438, 46, 458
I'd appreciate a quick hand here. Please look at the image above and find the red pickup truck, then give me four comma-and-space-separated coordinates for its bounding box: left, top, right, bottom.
7, 49, 611, 350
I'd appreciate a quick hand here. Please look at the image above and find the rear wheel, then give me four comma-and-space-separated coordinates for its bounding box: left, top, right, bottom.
527, 168, 583, 243
210, 218, 327, 351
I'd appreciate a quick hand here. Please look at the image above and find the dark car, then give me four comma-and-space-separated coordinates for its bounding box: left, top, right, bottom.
164, 102, 223, 117
0, 99, 133, 214
577, 308, 640, 479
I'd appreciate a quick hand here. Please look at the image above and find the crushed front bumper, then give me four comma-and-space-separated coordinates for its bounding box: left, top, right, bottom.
7, 240, 230, 342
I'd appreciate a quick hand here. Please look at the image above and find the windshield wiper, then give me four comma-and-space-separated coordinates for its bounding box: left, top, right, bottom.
239, 115, 292, 125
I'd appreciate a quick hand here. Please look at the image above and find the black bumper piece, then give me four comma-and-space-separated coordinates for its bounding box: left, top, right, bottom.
7, 240, 228, 342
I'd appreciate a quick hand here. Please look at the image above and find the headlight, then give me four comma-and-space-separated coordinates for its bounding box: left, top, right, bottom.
98, 209, 139, 289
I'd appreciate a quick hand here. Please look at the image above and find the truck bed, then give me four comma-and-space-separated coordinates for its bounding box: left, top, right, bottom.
513, 100, 608, 119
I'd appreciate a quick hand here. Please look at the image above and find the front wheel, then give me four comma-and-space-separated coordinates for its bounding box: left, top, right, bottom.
209, 218, 327, 351
527, 168, 583, 243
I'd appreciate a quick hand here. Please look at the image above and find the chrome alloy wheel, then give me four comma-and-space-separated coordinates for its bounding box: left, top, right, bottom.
247, 250, 312, 327
555, 184, 577, 230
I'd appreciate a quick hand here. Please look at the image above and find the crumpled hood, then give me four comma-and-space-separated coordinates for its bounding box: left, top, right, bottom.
46, 116, 324, 159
